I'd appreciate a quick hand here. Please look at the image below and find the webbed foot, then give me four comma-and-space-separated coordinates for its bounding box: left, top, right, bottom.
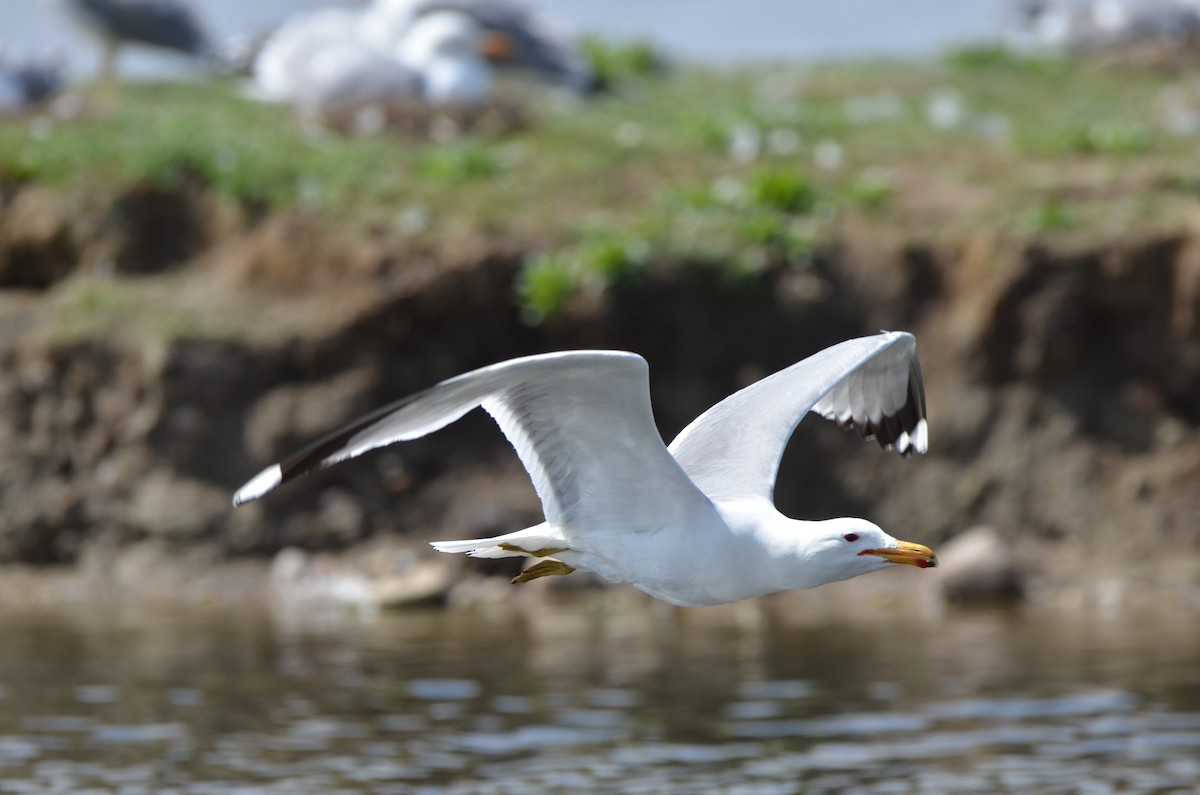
512, 559, 577, 584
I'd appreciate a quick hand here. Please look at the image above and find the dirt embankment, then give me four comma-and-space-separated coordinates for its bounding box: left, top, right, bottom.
1, 178, 1199, 595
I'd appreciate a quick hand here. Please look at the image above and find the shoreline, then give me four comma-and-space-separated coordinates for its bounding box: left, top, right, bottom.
2, 534, 1197, 615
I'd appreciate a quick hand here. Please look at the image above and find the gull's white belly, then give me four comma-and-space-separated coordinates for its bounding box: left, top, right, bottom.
555, 502, 780, 607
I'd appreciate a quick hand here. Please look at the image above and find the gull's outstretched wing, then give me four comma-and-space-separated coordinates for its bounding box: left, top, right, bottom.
234, 351, 715, 534
667, 331, 927, 504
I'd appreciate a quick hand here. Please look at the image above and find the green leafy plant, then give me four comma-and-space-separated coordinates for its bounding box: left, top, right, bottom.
747, 169, 819, 214
516, 255, 580, 322
1066, 122, 1151, 155
942, 43, 1060, 73
577, 235, 646, 284
418, 145, 503, 182
580, 36, 665, 88
841, 174, 893, 211
1027, 198, 1075, 232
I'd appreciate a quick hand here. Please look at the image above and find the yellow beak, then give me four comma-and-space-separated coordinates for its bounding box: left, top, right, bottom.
480, 31, 515, 61
859, 540, 938, 569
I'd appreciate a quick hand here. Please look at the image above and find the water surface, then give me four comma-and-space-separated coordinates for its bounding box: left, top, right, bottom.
0, 601, 1197, 793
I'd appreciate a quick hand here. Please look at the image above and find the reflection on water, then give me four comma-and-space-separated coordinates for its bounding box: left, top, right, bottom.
0, 601, 1197, 793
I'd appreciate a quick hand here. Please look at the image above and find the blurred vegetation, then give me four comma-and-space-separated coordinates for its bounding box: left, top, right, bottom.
3, 45, 1200, 325
580, 36, 668, 89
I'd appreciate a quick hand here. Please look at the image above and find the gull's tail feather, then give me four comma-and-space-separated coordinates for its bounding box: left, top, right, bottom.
429, 538, 523, 559
430, 524, 566, 560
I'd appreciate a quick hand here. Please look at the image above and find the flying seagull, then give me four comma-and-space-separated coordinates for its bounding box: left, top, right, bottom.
45, 0, 219, 82
234, 331, 936, 607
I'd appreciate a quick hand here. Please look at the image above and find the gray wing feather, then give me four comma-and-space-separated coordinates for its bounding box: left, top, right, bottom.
667, 331, 926, 504
814, 340, 926, 454
234, 351, 714, 535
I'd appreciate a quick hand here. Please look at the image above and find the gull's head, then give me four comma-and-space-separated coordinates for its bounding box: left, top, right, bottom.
395, 10, 495, 105
808, 518, 937, 585
397, 11, 488, 66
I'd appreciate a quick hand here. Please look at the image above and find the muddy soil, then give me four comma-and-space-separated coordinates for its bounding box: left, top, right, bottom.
1, 179, 1198, 600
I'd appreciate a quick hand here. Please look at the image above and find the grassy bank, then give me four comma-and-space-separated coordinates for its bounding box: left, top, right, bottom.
4, 47, 1200, 330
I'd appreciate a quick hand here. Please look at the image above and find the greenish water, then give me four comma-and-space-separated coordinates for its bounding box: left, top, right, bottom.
0, 601, 1197, 794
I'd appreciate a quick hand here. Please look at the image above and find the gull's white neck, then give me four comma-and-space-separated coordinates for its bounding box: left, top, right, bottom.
617, 501, 845, 607
715, 501, 843, 591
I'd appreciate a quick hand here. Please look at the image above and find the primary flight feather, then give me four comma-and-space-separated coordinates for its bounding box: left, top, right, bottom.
234, 331, 936, 606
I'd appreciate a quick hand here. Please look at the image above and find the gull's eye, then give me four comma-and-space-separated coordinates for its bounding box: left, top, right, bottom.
842, 533, 860, 543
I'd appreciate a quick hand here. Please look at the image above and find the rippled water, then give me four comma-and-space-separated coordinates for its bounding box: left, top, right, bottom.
0, 601, 1197, 794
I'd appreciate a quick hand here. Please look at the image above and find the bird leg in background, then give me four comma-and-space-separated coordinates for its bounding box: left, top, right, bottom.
512, 559, 576, 584
98, 39, 120, 85
89, 39, 122, 110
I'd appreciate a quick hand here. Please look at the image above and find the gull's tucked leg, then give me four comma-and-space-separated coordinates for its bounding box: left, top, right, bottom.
500, 543, 568, 557
512, 559, 576, 584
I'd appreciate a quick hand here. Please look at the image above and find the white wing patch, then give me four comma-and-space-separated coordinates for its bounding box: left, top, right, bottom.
481, 384, 581, 525
812, 337, 926, 456
668, 331, 926, 503
232, 350, 718, 542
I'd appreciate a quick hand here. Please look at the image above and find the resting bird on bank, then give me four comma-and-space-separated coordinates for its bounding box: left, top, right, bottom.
234, 332, 936, 607
44, 0, 219, 82
251, 8, 496, 122
251, 0, 595, 110
1019, 0, 1200, 53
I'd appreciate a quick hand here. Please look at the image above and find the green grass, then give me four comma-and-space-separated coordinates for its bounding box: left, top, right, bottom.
746, 169, 819, 214
2, 56, 1199, 327
840, 173, 894, 212
942, 43, 1064, 74
1026, 198, 1077, 233
418, 144, 504, 182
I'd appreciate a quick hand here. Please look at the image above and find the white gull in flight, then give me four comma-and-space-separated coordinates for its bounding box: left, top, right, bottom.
233, 331, 936, 607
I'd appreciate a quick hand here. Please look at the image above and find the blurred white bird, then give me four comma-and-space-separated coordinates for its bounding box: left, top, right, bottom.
1020, 0, 1200, 52
252, 8, 493, 114
398, 10, 494, 105
405, 0, 597, 93
250, 0, 595, 113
